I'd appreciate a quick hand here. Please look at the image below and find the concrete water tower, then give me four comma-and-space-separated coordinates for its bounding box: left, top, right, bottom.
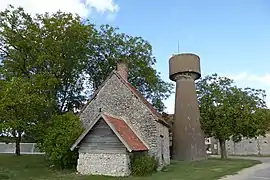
169, 53, 206, 161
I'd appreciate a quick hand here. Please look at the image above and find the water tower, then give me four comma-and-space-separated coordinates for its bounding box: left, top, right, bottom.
169, 53, 206, 161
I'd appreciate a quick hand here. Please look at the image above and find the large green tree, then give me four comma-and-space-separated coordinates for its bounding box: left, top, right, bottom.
86, 25, 173, 111
0, 5, 93, 113
0, 76, 53, 155
0, 5, 173, 114
196, 74, 269, 159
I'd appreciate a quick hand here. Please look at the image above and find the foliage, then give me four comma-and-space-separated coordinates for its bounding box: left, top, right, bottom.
0, 135, 14, 144
0, 5, 93, 113
0, 5, 173, 114
196, 73, 269, 159
84, 24, 174, 112
0, 4, 173, 163
130, 153, 158, 176
0, 76, 52, 155
39, 113, 84, 169
0, 134, 35, 143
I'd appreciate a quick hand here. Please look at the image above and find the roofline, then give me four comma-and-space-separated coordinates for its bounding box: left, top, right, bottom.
70, 112, 134, 152
102, 114, 133, 152
70, 113, 102, 151
158, 119, 171, 128
77, 71, 115, 117
103, 112, 150, 150
113, 71, 171, 128
77, 70, 170, 128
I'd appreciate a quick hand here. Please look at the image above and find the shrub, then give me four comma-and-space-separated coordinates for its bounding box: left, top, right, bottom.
130, 152, 158, 176
39, 112, 84, 169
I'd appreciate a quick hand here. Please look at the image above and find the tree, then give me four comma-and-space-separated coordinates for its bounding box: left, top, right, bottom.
196, 74, 269, 159
86, 25, 174, 112
0, 76, 52, 155
0, 5, 173, 113
0, 5, 93, 113
0, 6, 173, 158
39, 112, 83, 169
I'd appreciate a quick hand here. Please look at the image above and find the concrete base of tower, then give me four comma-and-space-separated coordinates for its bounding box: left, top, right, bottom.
171, 76, 207, 162
172, 132, 207, 161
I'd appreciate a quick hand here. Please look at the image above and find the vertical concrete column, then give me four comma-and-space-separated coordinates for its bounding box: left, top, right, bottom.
169, 53, 206, 161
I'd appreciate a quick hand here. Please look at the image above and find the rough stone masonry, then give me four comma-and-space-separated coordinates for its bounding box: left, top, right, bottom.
74, 61, 170, 176
77, 153, 130, 176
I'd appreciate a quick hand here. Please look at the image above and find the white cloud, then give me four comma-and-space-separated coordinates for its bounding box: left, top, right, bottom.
248, 74, 270, 85
227, 72, 248, 81
84, 0, 119, 14
0, 0, 119, 18
227, 72, 270, 85
226, 72, 270, 108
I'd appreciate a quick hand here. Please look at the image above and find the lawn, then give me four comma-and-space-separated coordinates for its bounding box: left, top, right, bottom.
0, 154, 260, 180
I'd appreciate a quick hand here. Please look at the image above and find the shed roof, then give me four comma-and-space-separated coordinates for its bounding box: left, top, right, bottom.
70, 112, 148, 152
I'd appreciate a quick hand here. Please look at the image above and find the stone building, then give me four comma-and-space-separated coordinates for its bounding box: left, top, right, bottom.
70, 62, 171, 177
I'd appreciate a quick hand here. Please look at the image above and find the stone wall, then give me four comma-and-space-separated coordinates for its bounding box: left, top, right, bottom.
77, 153, 130, 176
80, 73, 170, 168
213, 134, 270, 156
0, 142, 44, 154
157, 122, 170, 167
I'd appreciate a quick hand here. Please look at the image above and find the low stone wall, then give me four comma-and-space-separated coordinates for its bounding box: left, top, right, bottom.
0, 142, 44, 154
213, 134, 270, 156
225, 134, 270, 156
77, 153, 130, 176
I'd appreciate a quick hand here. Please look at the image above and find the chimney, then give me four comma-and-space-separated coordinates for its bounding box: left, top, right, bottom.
117, 61, 128, 81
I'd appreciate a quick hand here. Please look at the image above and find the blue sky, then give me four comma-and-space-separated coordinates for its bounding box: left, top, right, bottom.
1, 0, 269, 113
95, 0, 270, 113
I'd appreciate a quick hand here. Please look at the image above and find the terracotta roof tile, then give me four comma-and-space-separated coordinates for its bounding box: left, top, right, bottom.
104, 114, 148, 151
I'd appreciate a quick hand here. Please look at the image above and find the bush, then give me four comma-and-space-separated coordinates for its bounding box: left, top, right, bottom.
39, 112, 84, 169
130, 153, 158, 176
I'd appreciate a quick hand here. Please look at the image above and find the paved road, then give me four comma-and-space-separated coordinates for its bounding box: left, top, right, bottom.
218, 156, 270, 180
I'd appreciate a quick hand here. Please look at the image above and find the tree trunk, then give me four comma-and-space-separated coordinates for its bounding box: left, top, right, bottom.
15, 131, 22, 156
219, 139, 227, 159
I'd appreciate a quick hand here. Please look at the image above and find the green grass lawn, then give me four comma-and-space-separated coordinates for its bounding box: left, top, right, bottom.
0, 154, 260, 180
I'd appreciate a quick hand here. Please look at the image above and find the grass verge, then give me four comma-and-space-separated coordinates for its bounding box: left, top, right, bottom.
0, 154, 260, 180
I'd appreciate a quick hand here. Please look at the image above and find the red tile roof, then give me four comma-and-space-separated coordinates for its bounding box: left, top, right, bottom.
103, 114, 148, 151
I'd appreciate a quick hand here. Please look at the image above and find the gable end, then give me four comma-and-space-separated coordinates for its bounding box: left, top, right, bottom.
71, 113, 148, 152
